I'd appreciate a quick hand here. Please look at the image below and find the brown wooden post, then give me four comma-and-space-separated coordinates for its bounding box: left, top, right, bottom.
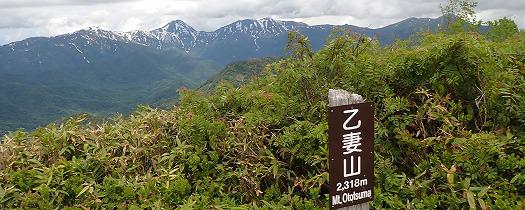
328, 89, 370, 210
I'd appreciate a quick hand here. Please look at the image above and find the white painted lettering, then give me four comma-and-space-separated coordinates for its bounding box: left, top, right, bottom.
343, 109, 361, 130
343, 156, 361, 177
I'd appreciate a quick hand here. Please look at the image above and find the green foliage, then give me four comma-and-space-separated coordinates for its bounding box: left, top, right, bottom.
486, 17, 520, 42
199, 57, 279, 93
441, 0, 478, 23
440, 0, 483, 34
1, 19, 525, 209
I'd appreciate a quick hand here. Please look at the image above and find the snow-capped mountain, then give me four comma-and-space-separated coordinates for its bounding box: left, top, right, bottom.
149, 20, 199, 51
214, 18, 290, 38
0, 16, 447, 133
63, 18, 317, 54
3, 16, 447, 66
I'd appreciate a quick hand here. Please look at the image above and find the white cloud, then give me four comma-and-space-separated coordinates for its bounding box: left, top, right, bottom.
0, 0, 524, 45
121, 17, 143, 32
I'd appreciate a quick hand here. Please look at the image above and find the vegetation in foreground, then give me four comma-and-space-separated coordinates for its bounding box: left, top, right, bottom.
1, 4, 525, 210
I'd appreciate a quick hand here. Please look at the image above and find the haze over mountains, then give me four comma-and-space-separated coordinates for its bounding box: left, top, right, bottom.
0, 16, 446, 134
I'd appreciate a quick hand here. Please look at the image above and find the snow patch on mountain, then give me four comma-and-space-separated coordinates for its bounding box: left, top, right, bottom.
47, 18, 314, 53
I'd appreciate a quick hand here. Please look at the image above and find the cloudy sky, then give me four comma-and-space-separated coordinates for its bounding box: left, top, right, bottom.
0, 0, 524, 45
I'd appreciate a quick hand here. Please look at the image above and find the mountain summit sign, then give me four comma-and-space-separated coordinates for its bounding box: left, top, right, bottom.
328, 90, 374, 209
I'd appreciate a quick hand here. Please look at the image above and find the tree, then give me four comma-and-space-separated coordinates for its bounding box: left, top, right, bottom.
486, 17, 519, 41
440, 0, 480, 33
441, 0, 478, 22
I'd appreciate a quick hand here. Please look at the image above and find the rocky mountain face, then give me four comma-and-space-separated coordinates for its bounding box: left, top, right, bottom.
5, 16, 442, 65
124, 17, 444, 64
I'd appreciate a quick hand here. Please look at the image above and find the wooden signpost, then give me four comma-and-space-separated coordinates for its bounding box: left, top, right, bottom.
328, 89, 374, 210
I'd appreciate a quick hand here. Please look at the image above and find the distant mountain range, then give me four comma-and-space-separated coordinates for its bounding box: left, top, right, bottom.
0, 16, 447, 134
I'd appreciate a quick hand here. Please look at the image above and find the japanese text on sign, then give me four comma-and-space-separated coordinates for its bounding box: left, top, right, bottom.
328, 102, 374, 209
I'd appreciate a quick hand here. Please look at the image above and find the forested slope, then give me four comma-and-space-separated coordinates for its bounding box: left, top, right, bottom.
198, 57, 279, 93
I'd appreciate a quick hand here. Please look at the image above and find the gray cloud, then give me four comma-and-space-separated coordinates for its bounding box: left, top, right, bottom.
0, 0, 524, 45
0, 0, 140, 8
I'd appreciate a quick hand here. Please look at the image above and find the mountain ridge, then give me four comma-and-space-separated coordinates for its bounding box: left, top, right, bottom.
3, 16, 446, 49
0, 16, 449, 133
2, 16, 449, 66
